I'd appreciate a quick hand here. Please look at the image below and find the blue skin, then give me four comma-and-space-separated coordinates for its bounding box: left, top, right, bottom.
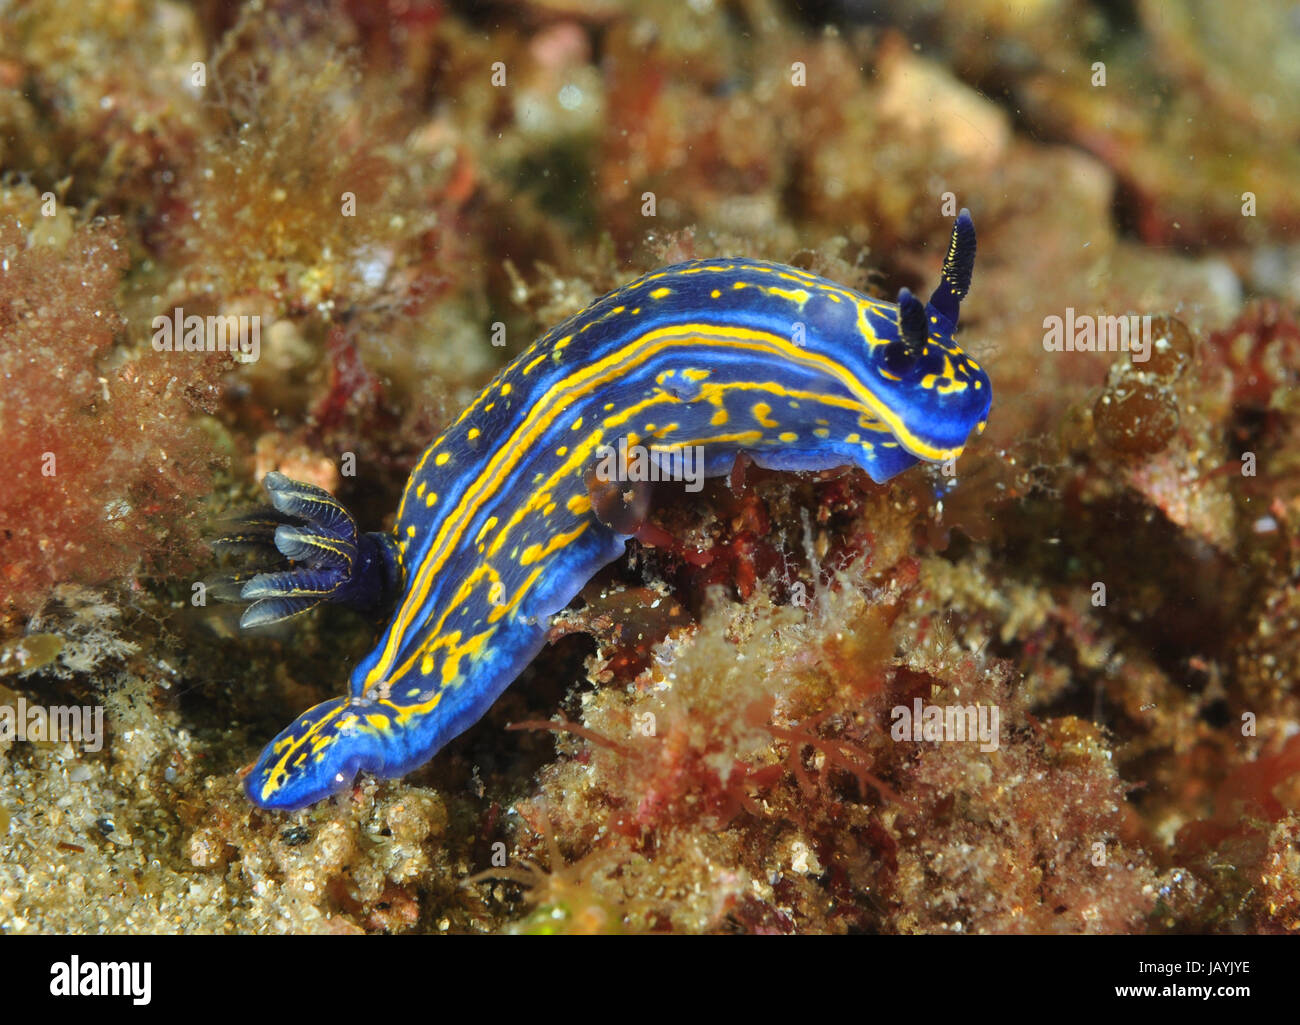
239, 213, 990, 809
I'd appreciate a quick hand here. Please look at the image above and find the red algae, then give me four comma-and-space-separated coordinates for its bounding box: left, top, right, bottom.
0, 186, 221, 615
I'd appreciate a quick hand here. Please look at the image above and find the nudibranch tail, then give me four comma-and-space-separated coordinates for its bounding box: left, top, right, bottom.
245, 696, 395, 811
232, 212, 992, 810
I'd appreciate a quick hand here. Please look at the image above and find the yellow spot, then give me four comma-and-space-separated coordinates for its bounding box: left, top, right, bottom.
406, 525, 417, 538
421, 653, 435, 674
710, 289, 721, 298
521, 522, 588, 566
501, 383, 512, 396
476, 516, 499, 544
385, 688, 443, 726
766, 286, 810, 306
568, 493, 592, 515
416, 481, 426, 498
556, 445, 568, 457
711, 408, 729, 426
425, 491, 438, 507
779, 431, 798, 443
684, 368, 710, 382
468, 427, 481, 441
813, 428, 830, 439
846, 433, 861, 443
650, 287, 672, 299
571, 416, 583, 430
435, 452, 451, 466
752, 402, 778, 428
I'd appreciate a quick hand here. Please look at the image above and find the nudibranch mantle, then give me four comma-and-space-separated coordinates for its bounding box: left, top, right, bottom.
237, 211, 990, 809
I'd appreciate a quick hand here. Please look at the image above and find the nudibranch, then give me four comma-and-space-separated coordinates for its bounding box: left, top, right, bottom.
227, 211, 990, 809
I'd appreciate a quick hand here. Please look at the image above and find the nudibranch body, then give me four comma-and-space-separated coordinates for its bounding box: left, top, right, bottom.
233, 211, 990, 810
